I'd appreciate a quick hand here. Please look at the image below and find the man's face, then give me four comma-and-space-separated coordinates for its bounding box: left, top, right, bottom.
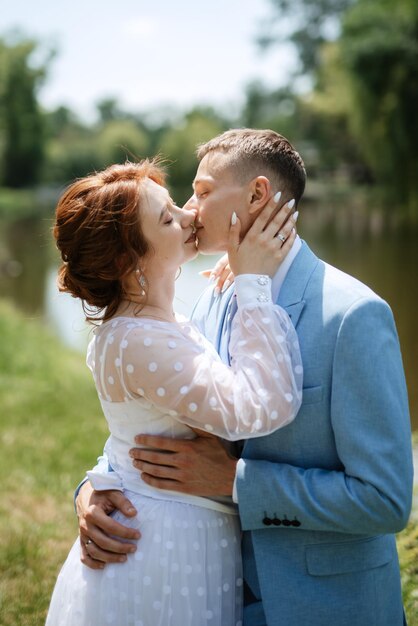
183, 152, 252, 254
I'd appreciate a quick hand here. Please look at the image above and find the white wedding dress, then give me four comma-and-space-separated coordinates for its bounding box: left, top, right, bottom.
46, 276, 303, 626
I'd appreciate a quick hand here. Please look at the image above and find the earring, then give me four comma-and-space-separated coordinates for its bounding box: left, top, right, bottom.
135, 268, 146, 293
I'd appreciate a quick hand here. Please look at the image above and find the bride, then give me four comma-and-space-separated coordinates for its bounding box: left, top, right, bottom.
46, 159, 302, 626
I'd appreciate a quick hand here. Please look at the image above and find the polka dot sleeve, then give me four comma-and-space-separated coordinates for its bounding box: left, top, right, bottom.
109, 293, 303, 442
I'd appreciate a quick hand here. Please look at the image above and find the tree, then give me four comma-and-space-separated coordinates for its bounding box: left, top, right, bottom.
258, 0, 355, 76
96, 98, 124, 124
241, 82, 298, 132
340, 0, 418, 214
94, 119, 150, 166
0, 36, 51, 188
43, 107, 98, 182
157, 108, 226, 204
305, 42, 372, 181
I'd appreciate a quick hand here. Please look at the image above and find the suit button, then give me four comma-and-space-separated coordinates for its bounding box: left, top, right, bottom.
282, 517, 291, 527
262, 512, 272, 526
291, 518, 301, 527
272, 515, 281, 526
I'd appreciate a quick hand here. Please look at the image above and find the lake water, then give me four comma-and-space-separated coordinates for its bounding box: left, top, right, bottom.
1, 207, 417, 431
43, 254, 216, 351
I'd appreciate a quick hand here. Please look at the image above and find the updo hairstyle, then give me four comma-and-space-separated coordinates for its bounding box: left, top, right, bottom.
53, 160, 166, 323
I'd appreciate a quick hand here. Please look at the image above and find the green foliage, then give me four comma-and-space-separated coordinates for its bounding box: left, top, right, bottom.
242, 82, 299, 136
96, 97, 124, 124
31, 100, 226, 202
45, 134, 98, 183
0, 36, 51, 188
46, 122, 150, 182
43, 106, 100, 182
339, 0, 418, 216
255, 0, 418, 213
1, 3, 417, 221
43, 104, 151, 183
398, 520, 418, 622
306, 42, 373, 180
158, 108, 226, 204
94, 119, 150, 166
259, 0, 355, 74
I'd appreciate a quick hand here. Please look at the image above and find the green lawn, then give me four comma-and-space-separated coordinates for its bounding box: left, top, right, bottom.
0, 301, 107, 625
0, 300, 417, 625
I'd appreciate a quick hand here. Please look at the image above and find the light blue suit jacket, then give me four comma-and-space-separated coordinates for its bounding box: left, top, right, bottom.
192, 241, 413, 626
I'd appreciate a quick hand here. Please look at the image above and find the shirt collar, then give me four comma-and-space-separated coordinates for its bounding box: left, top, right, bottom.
271, 235, 302, 302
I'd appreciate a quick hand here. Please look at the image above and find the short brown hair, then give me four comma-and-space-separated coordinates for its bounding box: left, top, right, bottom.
53, 160, 165, 323
197, 129, 306, 204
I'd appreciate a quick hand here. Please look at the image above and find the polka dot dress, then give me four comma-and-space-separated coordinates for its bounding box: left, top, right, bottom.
46, 293, 302, 626
46, 493, 243, 626
89, 306, 303, 442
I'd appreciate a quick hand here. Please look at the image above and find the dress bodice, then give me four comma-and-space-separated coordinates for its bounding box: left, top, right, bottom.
85, 275, 303, 511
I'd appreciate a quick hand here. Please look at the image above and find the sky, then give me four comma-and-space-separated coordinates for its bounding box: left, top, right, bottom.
0, 0, 296, 121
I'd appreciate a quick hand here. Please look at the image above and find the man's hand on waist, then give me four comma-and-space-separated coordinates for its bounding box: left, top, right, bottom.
130, 431, 237, 497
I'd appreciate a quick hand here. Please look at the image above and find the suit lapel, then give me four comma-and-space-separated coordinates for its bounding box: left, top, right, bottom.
277, 241, 320, 328
283, 301, 306, 327
209, 242, 320, 362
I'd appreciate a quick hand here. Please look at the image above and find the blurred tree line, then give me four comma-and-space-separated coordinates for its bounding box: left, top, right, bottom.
0, 0, 417, 216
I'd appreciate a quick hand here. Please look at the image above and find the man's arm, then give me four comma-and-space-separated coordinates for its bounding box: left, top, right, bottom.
236, 297, 414, 534
129, 430, 238, 496
75, 432, 236, 568
129, 298, 414, 536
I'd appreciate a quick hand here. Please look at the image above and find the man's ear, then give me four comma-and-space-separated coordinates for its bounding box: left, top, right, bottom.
248, 176, 272, 215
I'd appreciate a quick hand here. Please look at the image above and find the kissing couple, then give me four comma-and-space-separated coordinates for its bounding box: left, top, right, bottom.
46, 129, 413, 626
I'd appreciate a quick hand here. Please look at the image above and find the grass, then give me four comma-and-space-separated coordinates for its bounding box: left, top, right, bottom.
0, 300, 417, 625
0, 300, 106, 625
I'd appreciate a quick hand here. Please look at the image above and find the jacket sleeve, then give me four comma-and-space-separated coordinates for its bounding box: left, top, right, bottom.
235, 297, 414, 534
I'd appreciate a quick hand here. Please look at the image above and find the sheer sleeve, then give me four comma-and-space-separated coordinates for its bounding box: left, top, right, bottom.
117, 275, 303, 441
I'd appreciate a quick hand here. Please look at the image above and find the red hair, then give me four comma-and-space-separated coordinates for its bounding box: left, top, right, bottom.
53, 160, 166, 323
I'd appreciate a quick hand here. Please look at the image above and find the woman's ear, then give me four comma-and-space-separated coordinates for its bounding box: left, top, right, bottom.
248, 176, 272, 215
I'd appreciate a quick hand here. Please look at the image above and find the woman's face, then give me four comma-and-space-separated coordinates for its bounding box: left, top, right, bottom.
140, 178, 198, 274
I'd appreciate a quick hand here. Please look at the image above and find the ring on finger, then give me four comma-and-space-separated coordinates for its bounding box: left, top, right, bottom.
277, 233, 286, 243
85, 539, 93, 547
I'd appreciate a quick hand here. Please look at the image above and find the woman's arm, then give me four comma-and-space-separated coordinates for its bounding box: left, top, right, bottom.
120, 278, 302, 440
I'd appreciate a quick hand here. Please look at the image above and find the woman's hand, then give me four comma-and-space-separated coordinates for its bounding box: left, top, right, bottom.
228, 195, 298, 278
199, 254, 234, 295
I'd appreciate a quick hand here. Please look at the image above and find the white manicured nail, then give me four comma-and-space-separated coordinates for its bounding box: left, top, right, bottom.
287, 199, 295, 210
231, 211, 237, 225
293, 211, 299, 222
221, 280, 231, 293
273, 191, 282, 203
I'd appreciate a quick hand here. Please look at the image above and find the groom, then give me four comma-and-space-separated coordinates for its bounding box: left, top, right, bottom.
76, 129, 413, 625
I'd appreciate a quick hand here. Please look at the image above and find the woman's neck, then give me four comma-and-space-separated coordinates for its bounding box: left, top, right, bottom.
117, 268, 177, 322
